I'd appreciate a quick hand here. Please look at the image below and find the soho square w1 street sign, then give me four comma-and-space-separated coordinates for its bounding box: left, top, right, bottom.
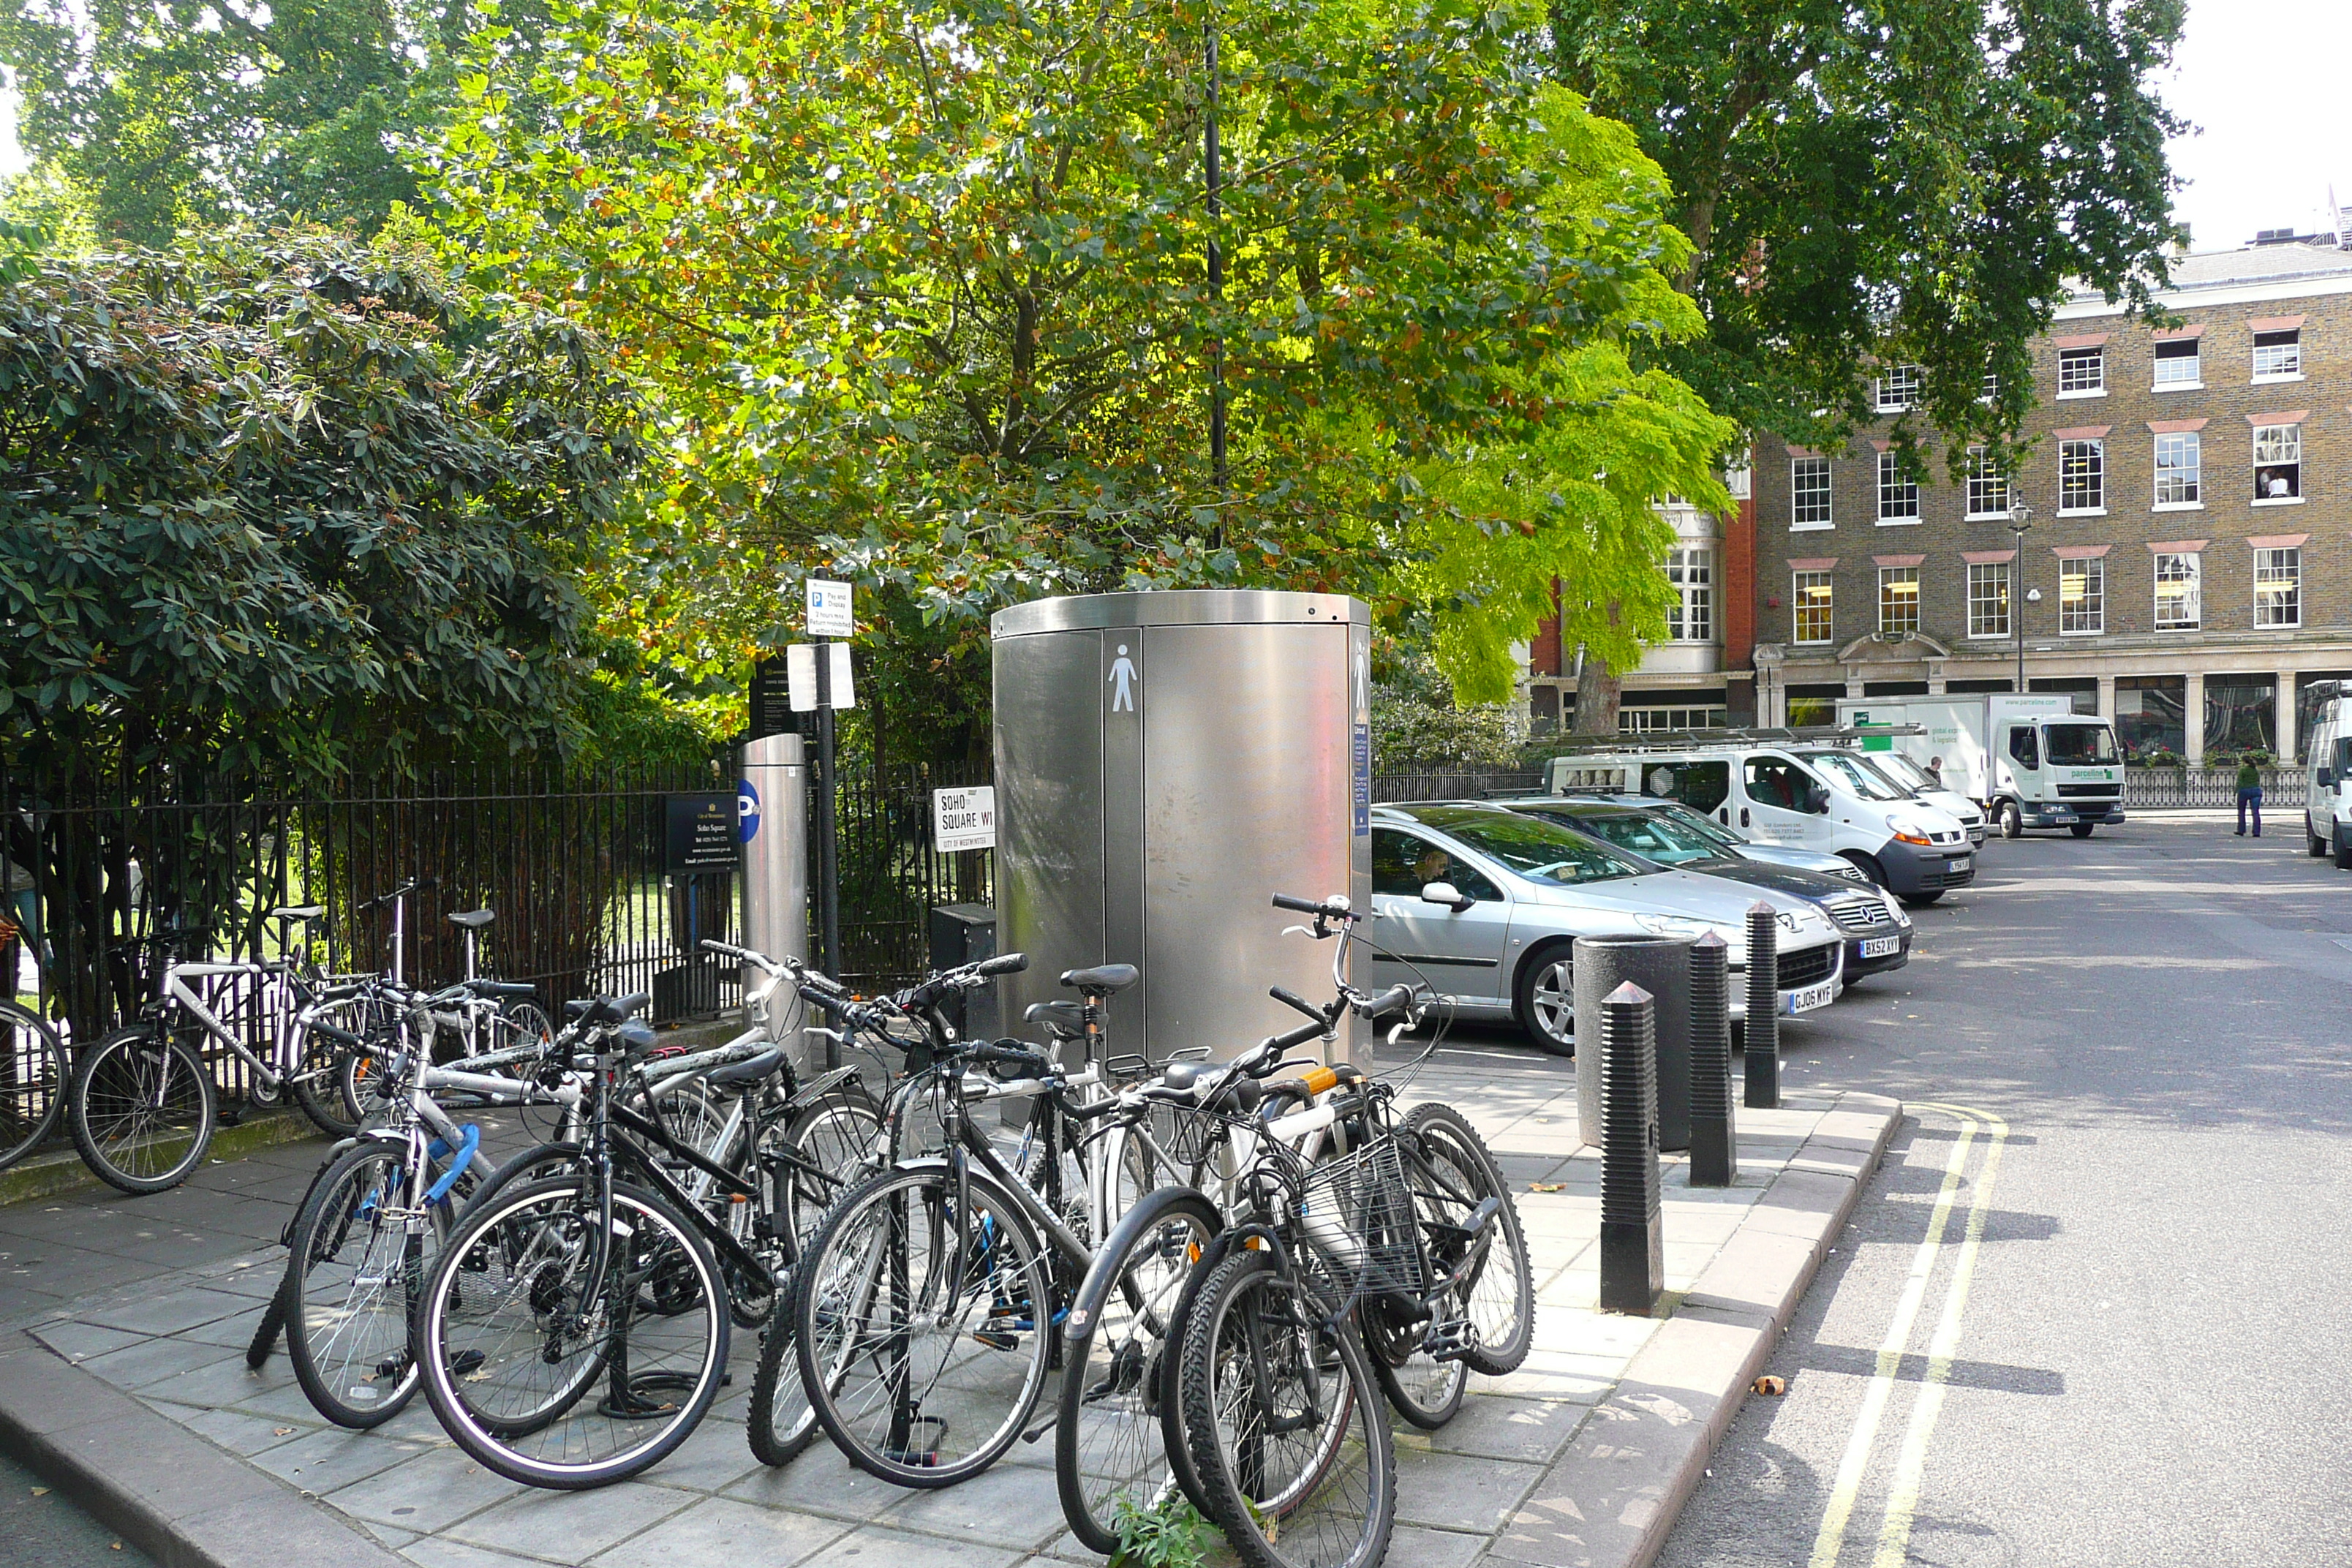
665, 793, 742, 873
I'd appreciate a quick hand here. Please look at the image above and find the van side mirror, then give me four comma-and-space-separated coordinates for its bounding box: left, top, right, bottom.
1804, 783, 1831, 814
2321, 767, 2337, 788
1420, 881, 1474, 913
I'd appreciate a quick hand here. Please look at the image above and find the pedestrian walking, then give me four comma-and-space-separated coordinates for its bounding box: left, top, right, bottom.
2236, 755, 2264, 837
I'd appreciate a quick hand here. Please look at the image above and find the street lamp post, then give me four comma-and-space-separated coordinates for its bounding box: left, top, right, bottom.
2009, 502, 2035, 694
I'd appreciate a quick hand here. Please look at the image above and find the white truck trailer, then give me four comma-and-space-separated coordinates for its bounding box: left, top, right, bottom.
1835, 695, 2125, 839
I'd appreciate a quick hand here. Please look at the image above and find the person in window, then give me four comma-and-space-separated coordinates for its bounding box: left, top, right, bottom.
1414, 847, 1456, 888
2236, 756, 2263, 837
2261, 469, 2291, 499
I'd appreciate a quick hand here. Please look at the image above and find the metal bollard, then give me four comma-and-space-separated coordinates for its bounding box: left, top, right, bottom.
1598, 981, 1664, 1316
1744, 900, 1780, 1109
1572, 933, 1693, 1152
1687, 931, 1737, 1186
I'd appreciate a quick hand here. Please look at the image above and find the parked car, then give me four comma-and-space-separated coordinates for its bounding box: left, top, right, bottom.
1370, 802, 1848, 1055
1558, 791, 1874, 882
1493, 796, 1914, 981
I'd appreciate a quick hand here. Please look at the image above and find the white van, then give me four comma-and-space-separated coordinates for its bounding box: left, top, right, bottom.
2304, 682, 2352, 865
1548, 744, 1975, 903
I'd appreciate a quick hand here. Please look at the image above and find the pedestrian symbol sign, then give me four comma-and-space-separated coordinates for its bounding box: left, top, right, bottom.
1108, 644, 1138, 712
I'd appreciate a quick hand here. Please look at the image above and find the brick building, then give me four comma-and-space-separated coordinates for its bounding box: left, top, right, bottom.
1731, 238, 2352, 764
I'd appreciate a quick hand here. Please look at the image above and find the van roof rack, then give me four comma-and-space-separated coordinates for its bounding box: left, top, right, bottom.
1538, 724, 1923, 757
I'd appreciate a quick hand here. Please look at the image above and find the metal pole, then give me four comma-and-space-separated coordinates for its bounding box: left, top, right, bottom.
1687, 931, 1737, 1186
1597, 981, 1663, 1316
1205, 8, 1226, 497
1743, 900, 1779, 1109
815, 646, 843, 1040
2008, 505, 2032, 695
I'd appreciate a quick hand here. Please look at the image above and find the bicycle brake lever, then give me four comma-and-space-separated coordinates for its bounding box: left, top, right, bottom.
1280, 924, 1313, 939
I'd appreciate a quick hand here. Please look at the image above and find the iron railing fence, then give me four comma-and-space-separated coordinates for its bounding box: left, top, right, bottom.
2122, 767, 2309, 809
1371, 769, 1548, 803
832, 758, 993, 992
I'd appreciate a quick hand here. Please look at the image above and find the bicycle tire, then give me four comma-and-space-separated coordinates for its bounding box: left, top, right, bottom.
287, 993, 385, 1139
1056, 1186, 1223, 1554
461, 1139, 584, 1215
246, 1267, 291, 1369
284, 1141, 433, 1428
69, 1026, 217, 1194
417, 1175, 731, 1490
0, 998, 67, 1169
794, 1158, 1054, 1488
1177, 1249, 1394, 1568
746, 1312, 822, 1466
1401, 1102, 1532, 1378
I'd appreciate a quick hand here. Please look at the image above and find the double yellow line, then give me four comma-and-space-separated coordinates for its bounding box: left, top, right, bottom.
1806, 1102, 2009, 1568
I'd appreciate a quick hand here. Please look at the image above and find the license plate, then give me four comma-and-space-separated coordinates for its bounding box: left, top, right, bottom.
2052, 807, 2074, 819
1782, 979, 1836, 1016
1861, 935, 1902, 958
1945, 858, 1970, 873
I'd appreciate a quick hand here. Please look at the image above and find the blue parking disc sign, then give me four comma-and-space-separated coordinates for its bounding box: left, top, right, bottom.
738, 779, 761, 843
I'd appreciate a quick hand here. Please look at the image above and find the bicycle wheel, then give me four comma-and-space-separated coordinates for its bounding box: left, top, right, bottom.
1057, 1187, 1222, 1554
1401, 1102, 1532, 1379
794, 1160, 1054, 1488
246, 1267, 291, 1369
779, 1085, 884, 1237
288, 994, 386, 1139
0, 998, 66, 1169
747, 1311, 821, 1466
284, 1141, 431, 1428
69, 1026, 217, 1194
1177, 1249, 1395, 1568
417, 1175, 730, 1489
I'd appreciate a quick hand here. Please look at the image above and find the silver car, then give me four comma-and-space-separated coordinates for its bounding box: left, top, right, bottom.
1371, 802, 1847, 1056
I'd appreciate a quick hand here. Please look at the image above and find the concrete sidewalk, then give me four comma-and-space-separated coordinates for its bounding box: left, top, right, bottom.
0, 1063, 1896, 1568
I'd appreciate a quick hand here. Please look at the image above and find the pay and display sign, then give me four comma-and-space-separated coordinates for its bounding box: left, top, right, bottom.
932, 785, 996, 853
806, 578, 854, 638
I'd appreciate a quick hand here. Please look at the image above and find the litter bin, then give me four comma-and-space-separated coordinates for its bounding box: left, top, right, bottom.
929, 902, 1000, 1041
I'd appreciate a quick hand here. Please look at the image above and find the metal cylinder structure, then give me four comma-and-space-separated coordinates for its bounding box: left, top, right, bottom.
1598, 981, 1664, 1316
1687, 931, 1737, 1187
991, 590, 1373, 1063
740, 733, 810, 1061
1572, 934, 1691, 1152
1744, 900, 1781, 1109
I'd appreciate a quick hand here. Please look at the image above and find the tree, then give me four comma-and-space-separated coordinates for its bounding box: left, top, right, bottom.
431, 0, 1735, 745
1546, 0, 2187, 463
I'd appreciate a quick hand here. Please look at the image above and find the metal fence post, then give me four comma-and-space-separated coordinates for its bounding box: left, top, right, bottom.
1599, 980, 1664, 1316
1687, 931, 1737, 1186
1744, 900, 1780, 1109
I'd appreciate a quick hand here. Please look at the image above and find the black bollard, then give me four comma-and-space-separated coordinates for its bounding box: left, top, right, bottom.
1572, 934, 1693, 1152
1744, 900, 1780, 1109
1687, 931, 1737, 1186
1598, 980, 1664, 1316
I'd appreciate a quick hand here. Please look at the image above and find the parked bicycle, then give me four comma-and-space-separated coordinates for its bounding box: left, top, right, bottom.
0, 908, 67, 1172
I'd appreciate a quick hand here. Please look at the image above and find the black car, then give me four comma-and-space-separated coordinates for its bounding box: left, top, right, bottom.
1499, 797, 1915, 980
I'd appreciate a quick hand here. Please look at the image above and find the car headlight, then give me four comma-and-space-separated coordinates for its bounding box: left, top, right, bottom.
1877, 889, 1912, 929
1634, 913, 1727, 941
1885, 814, 1934, 846
1832, 862, 1872, 882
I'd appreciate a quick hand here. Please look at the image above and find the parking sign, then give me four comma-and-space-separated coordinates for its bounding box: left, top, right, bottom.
807, 579, 854, 638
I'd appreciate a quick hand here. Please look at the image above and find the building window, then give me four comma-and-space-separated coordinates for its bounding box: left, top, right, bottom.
2253, 328, 2302, 380
1877, 452, 1920, 522
2155, 432, 2201, 506
1790, 456, 1833, 529
2255, 547, 2302, 628
1621, 705, 1730, 734
1965, 447, 2009, 518
1792, 570, 1834, 644
1874, 365, 1921, 412
1878, 566, 1920, 637
2153, 338, 2200, 387
2154, 551, 2201, 630
1667, 547, 1713, 642
1980, 370, 2000, 403
2059, 557, 2104, 635
2254, 423, 2302, 501
2058, 347, 2105, 396
1967, 562, 2011, 638
2059, 439, 2104, 513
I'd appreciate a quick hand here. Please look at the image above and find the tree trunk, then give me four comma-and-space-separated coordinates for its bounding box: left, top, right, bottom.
1569, 603, 1625, 736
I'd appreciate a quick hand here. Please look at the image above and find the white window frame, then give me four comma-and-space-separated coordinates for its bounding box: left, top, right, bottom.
2154, 432, 2201, 509
1876, 451, 1920, 523
2057, 347, 2106, 398
1874, 365, 1922, 412
1980, 371, 2000, 404
2253, 423, 2303, 505
1967, 561, 2011, 639
2152, 338, 2201, 389
1877, 566, 1920, 637
1621, 705, 1730, 734
2059, 557, 2104, 636
2154, 551, 2201, 631
1667, 546, 1714, 643
2252, 329, 2303, 382
1792, 570, 1834, 644
2255, 546, 2301, 629
1964, 447, 2010, 520
1790, 456, 1833, 530
2058, 439, 2105, 515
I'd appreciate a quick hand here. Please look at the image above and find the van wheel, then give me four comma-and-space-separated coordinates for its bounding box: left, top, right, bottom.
1999, 801, 2023, 838
1905, 892, 1945, 906
1513, 944, 1576, 1058
1839, 851, 1887, 887
2334, 829, 2352, 871
2069, 823, 2095, 838
2309, 823, 2329, 857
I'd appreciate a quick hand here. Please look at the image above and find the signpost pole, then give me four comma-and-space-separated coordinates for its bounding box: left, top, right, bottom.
815, 643, 842, 1063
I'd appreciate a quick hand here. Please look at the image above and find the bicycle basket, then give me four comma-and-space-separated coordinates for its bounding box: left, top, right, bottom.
1293, 1137, 1424, 1306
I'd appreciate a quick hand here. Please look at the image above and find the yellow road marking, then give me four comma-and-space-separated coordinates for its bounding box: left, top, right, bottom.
1871, 1104, 2009, 1568
1805, 1112, 1978, 1568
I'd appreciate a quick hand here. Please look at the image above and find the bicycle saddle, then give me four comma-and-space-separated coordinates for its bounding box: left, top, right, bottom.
705, 1047, 786, 1090
448, 909, 496, 930
1059, 963, 1138, 995
1024, 1000, 1087, 1036
1160, 1059, 1213, 1092
268, 905, 325, 924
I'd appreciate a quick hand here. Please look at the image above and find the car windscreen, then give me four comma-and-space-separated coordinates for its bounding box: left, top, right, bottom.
1425, 812, 1648, 885
1651, 799, 1743, 846
1547, 810, 1721, 867
2044, 723, 2118, 765
1871, 752, 1934, 791
1798, 751, 1906, 802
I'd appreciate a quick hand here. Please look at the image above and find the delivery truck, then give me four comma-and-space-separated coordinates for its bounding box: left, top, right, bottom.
1836, 695, 2125, 839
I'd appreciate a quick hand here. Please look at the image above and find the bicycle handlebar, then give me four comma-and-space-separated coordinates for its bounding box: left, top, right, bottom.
1270, 892, 1356, 921
962, 1041, 1054, 1078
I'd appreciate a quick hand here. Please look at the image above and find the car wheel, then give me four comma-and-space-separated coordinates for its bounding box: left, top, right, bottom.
2309, 821, 2329, 857
1513, 944, 1575, 1058
1839, 851, 1887, 887
2069, 823, 2095, 838
1999, 801, 2023, 838
2334, 829, 2352, 870
1905, 892, 1945, 906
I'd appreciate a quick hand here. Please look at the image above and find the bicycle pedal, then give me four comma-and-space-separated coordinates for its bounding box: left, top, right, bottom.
971, 1329, 1021, 1352
1423, 1318, 1477, 1363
